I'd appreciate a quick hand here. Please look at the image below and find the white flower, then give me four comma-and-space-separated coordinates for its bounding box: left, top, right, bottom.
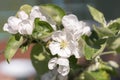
17, 11, 28, 20
49, 30, 81, 58
3, 10, 34, 35
18, 20, 33, 35
62, 14, 91, 39
48, 57, 70, 76
3, 16, 22, 34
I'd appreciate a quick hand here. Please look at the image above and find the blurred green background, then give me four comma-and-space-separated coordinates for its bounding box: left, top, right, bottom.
1, 0, 120, 38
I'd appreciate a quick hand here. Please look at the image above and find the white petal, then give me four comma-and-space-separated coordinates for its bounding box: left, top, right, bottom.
69, 41, 82, 58
52, 31, 66, 42
58, 47, 71, 58
57, 65, 70, 76
79, 21, 91, 36
57, 58, 70, 76
8, 16, 21, 30
31, 6, 40, 12
79, 21, 86, 28
30, 6, 47, 21
30, 10, 41, 20
57, 58, 69, 66
82, 26, 91, 36
3, 23, 17, 34
18, 11, 28, 20
62, 14, 79, 29
64, 30, 74, 41
49, 41, 61, 55
62, 14, 86, 40
48, 57, 58, 70
3, 23, 9, 31
72, 48, 81, 58
74, 31, 83, 39
18, 20, 33, 35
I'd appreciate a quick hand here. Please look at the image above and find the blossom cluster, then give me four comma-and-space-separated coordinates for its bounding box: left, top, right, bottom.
48, 14, 91, 76
3, 6, 56, 35
3, 5, 91, 76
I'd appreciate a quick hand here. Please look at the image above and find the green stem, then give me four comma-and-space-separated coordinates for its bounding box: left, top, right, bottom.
100, 51, 117, 56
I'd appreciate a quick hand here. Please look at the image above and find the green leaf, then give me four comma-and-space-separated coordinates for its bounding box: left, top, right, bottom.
84, 42, 98, 60
32, 18, 54, 40
77, 71, 110, 80
107, 35, 120, 53
82, 36, 106, 60
16, 4, 32, 17
99, 63, 113, 71
30, 44, 50, 75
82, 36, 98, 60
69, 56, 80, 70
4, 36, 24, 62
92, 42, 106, 58
83, 71, 110, 80
19, 4, 32, 14
107, 18, 120, 35
83, 34, 106, 49
93, 26, 115, 38
78, 72, 95, 80
87, 5, 106, 26
40, 4, 65, 26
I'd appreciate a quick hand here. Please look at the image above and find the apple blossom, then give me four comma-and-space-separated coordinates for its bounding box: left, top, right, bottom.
3, 16, 22, 34
18, 20, 33, 35
3, 10, 34, 35
62, 14, 91, 39
48, 30, 81, 58
48, 57, 70, 76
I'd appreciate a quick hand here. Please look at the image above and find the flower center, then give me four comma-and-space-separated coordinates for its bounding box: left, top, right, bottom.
60, 40, 68, 49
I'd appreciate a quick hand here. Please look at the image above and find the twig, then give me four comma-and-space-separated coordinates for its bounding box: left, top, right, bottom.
100, 51, 117, 56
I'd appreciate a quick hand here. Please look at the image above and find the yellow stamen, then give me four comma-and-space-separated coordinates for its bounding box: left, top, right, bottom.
60, 40, 68, 49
